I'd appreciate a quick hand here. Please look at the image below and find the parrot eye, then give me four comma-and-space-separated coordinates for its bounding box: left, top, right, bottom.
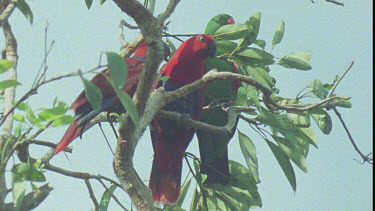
199, 35, 205, 42
217, 16, 222, 20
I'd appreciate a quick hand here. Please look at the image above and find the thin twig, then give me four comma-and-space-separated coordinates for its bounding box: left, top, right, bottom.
28, 139, 72, 153
333, 107, 373, 165
85, 179, 99, 210
326, 0, 344, 6
327, 61, 354, 98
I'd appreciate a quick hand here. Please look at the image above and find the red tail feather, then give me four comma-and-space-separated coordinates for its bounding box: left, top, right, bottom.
55, 121, 84, 154
149, 158, 181, 204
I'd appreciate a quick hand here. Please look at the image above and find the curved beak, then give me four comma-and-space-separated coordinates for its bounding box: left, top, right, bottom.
227, 17, 235, 25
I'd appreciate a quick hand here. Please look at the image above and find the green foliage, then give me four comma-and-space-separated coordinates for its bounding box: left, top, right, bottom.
272, 20, 285, 48
11, 161, 46, 208
76, 52, 139, 125
190, 161, 262, 210
99, 184, 117, 211
14, 99, 73, 128
238, 130, 260, 183
106, 52, 128, 89
85, 0, 93, 9
266, 139, 297, 191
0, 59, 15, 74
192, 11, 350, 209
214, 24, 251, 40
78, 70, 103, 113
0, 79, 21, 90
16, 0, 33, 24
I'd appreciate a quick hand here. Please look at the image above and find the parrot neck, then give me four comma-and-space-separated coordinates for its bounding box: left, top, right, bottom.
166, 58, 207, 85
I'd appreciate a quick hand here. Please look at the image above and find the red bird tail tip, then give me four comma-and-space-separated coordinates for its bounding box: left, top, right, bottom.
149, 159, 181, 204
55, 121, 83, 154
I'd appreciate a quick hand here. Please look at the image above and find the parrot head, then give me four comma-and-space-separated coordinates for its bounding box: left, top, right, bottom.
173, 34, 216, 61
204, 14, 235, 36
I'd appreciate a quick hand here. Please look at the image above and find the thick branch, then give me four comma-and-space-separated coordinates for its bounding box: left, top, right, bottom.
111, 0, 181, 210
0, 19, 17, 206
0, 0, 17, 22
156, 107, 238, 135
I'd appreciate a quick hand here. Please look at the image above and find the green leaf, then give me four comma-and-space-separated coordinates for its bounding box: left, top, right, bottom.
243, 65, 271, 90
235, 47, 274, 60
238, 130, 260, 183
99, 184, 117, 211
272, 135, 308, 173
12, 163, 46, 182
25, 103, 37, 125
114, 87, 139, 126
281, 130, 311, 158
216, 40, 238, 54
190, 188, 201, 211
106, 52, 127, 89
265, 139, 296, 191
51, 115, 74, 127
283, 112, 310, 127
205, 184, 255, 210
0, 79, 21, 90
309, 108, 332, 134
234, 87, 247, 106
16, 0, 33, 24
254, 67, 274, 87
308, 79, 328, 100
240, 12, 261, 47
30, 182, 38, 191
175, 178, 191, 208
214, 23, 251, 40
0, 59, 14, 74
78, 70, 103, 113
278, 51, 312, 70
246, 85, 260, 112
256, 111, 297, 132
254, 39, 266, 49
272, 20, 285, 47
228, 160, 262, 207
38, 102, 70, 121
14, 123, 23, 137
12, 177, 26, 208
85, 0, 93, 9
290, 50, 313, 60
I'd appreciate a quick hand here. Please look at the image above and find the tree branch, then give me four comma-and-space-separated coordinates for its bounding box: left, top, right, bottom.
85, 179, 99, 210
0, 0, 17, 22
111, 0, 181, 210
0, 18, 17, 206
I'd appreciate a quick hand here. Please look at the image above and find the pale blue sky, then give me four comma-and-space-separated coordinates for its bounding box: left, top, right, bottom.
2, 0, 372, 210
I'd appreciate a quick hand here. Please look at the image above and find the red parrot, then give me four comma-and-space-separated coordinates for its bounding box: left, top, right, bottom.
55, 43, 149, 154
149, 34, 216, 204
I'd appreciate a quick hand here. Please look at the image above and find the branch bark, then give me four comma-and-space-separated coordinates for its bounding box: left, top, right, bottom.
111, 0, 181, 210
0, 19, 18, 206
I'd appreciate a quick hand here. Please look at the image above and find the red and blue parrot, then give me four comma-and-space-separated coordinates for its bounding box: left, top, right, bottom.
55, 42, 149, 154
149, 34, 216, 204
196, 14, 240, 185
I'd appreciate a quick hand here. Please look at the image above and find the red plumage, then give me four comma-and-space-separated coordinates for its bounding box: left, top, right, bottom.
55, 43, 147, 154
149, 35, 216, 204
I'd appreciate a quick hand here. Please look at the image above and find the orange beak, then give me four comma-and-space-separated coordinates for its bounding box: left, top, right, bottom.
227, 17, 235, 25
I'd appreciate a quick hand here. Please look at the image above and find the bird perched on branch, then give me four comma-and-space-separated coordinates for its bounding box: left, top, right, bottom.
55, 41, 169, 154
149, 34, 216, 204
196, 14, 240, 185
